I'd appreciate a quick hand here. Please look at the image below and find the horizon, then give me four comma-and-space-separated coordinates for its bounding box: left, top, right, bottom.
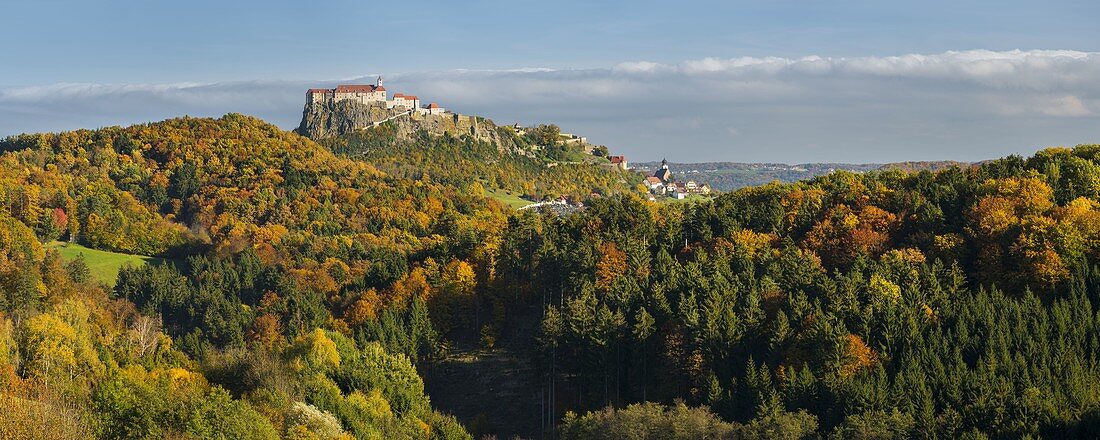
1, 0, 1097, 163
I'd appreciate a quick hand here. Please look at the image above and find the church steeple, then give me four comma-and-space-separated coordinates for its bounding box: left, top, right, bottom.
376, 76, 384, 87
661, 158, 669, 169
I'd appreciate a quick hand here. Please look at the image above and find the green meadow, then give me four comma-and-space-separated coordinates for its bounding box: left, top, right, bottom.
47, 241, 172, 286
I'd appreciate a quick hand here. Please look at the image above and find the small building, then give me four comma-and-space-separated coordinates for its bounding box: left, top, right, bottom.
609, 155, 628, 171
426, 103, 445, 115
562, 133, 587, 144
307, 88, 333, 104
388, 93, 421, 110
645, 176, 664, 192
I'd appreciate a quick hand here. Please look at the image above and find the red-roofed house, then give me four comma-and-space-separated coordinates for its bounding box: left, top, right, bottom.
645, 176, 665, 191
388, 93, 421, 110
609, 155, 628, 170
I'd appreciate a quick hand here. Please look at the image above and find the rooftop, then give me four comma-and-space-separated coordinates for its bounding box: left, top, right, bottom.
334, 84, 381, 93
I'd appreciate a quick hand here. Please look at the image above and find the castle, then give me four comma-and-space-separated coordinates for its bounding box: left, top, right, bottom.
307, 77, 445, 115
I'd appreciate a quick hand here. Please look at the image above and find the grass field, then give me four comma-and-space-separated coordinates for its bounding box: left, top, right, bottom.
46, 241, 171, 286
486, 188, 533, 209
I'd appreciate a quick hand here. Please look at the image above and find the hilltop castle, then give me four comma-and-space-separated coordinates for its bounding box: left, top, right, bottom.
307, 77, 445, 115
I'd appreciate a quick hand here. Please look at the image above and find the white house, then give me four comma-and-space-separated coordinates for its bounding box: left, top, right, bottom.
645, 176, 665, 192
307, 88, 334, 104
388, 93, 421, 110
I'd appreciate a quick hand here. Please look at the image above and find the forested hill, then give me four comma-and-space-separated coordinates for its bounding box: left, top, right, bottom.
0, 114, 491, 438
318, 122, 642, 202
4, 112, 1100, 439
635, 160, 969, 191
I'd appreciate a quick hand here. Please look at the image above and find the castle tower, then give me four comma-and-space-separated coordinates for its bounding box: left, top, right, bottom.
661, 158, 669, 170
376, 76, 383, 87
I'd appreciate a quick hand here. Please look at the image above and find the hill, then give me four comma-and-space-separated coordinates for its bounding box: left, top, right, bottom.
634, 160, 970, 191
303, 100, 642, 201
0, 114, 486, 438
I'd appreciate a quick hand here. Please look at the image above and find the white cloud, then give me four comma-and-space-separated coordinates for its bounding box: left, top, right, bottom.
1, 50, 1098, 163
1040, 95, 1092, 117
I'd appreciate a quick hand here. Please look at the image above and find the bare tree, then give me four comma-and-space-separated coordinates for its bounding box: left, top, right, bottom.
129, 315, 162, 358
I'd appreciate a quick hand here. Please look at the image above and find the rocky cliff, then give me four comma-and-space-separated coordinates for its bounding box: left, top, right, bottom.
296, 100, 515, 150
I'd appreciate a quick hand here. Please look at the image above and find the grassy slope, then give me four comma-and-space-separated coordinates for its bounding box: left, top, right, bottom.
486, 188, 532, 209
46, 241, 169, 286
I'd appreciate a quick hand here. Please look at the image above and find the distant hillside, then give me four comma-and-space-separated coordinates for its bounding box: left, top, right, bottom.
634, 160, 971, 191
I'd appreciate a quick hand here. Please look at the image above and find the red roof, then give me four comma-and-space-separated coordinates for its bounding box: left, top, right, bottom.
375, 86, 386, 91
393, 93, 405, 98
308, 88, 332, 94
428, 103, 440, 108
335, 84, 378, 93
405, 95, 418, 100
609, 155, 626, 164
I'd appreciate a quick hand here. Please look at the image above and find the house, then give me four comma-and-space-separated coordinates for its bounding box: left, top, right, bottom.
426, 103, 445, 115
388, 93, 421, 110
561, 133, 588, 144
307, 88, 333, 104
609, 155, 628, 170
645, 176, 664, 191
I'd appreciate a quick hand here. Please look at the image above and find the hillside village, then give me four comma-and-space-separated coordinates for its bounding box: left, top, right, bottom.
643, 159, 713, 200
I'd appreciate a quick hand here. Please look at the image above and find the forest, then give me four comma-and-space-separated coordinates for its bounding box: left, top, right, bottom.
2, 114, 1100, 439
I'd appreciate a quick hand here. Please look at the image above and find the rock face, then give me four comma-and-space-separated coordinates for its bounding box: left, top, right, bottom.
296, 100, 514, 149
296, 100, 394, 138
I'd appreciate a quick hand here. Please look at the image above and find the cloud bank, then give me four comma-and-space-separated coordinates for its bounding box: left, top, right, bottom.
2, 50, 1097, 163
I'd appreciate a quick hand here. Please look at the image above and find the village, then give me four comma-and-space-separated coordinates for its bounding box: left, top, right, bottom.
642, 159, 712, 200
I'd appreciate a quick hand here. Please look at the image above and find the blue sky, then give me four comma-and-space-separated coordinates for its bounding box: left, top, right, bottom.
1, 0, 1098, 163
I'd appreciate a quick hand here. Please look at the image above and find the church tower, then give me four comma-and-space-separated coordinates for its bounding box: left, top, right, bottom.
655, 158, 673, 183
376, 76, 384, 87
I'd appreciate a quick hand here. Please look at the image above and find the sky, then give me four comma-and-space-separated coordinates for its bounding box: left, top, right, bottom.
0, 0, 1098, 163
